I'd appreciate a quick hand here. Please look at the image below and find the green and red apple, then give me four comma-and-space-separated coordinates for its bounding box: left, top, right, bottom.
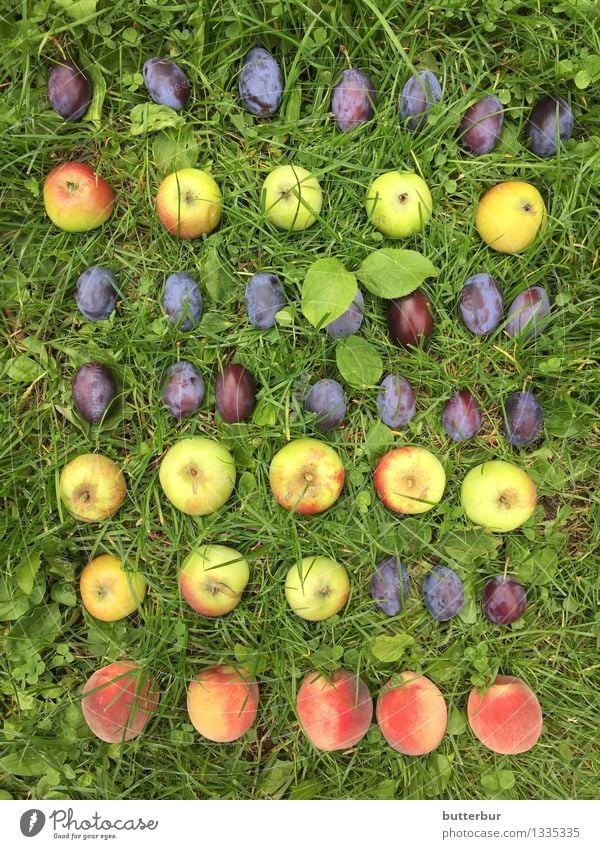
59, 453, 126, 522
80, 553, 146, 621
180, 544, 249, 616
260, 164, 323, 230
461, 460, 537, 532
156, 167, 222, 239
365, 170, 432, 237
159, 437, 236, 516
374, 446, 445, 514
44, 162, 114, 232
475, 181, 546, 253
269, 437, 344, 515
285, 555, 350, 621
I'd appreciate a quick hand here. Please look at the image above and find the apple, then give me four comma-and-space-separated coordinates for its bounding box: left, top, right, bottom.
269, 437, 344, 515
260, 164, 323, 230
364, 170, 432, 237
59, 453, 126, 522
187, 665, 259, 742
82, 660, 160, 743
43, 162, 114, 232
180, 544, 249, 616
374, 446, 446, 514
475, 181, 546, 253
461, 460, 537, 532
285, 555, 350, 621
156, 167, 222, 239
159, 437, 236, 516
80, 553, 146, 622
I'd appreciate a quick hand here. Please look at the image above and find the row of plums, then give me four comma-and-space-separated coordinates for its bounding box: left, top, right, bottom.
48, 50, 575, 159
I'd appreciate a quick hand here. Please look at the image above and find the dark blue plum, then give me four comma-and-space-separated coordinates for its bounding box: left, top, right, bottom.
325, 289, 364, 338
376, 374, 416, 429
48, 60, 92, 120
422, 565, 464, 622
72, 363, 116, 424
442, 390, 482, 442
143, 58, 190, 110
399, 70, 442, 132
245, 271, 286, 329
239, 48, 283, 117
458, 94, 504, 155
458, 273, 503, 335
331, 69, 377, 131
303, 379, 346, 431
163, 273, 202, 331
162, 361, 205, 419
528, 95, 574, 157
75, 266, 118, 321
503, 391, 543, 446
505, 286, 551, 340
371, 556, 409, 616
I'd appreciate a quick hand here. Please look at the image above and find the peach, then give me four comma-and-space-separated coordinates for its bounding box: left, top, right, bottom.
81, 660, 160, 743
376, 671, 447, 755
296, 668, 373, 751
467, 675, 542, 754
187, 665, 259, 743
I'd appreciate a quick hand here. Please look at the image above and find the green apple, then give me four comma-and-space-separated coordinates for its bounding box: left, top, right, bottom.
159, 437, 236, 515
59, 453, 126, 522
285, 556, 350, 621
260, 164, 323, 230
156, 167, 222, 239
269, 437, 344, 515
374, 446, 445, 514
475, 181, 546, 253
180, 544, 249, 616
461, 460, 537, 532
365, 170, 432, 237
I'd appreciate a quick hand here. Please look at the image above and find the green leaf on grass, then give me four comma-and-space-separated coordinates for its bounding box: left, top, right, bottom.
130, 103, 185, 136
371, 633, 415, 663
200, 242, 232, 301
7, 355, 45, 382
336, 337, 383, 387
15, 551, 41, 596
0, 751, 50, 777
153, 126, 199, 173
301, 258, 356, 328
356, 248, 438, 299
54, 0, 97, 20
189, 2, 206, 66
363, 420, 394, 463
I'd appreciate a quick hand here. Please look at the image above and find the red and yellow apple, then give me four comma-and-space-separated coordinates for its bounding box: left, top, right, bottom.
376, 671, 447, 755
260, 164, 323, 230
365, 170, 432, 237
156, 167, 222, 239
43, 161, 114, 232
159, 437, 236, 516
179, 544, 249, 616
461, 460, 537, 532
296, 668, 373, 751
81, 660, 160, 743
285, 555, 350, 621
59, 453, 126, 522
80, 553, 146, 621
467, 675, 543, 754
475, 181, 546, 253
187, 665, 259, 743
374, 446, 446, 514
269, 437, 344, 515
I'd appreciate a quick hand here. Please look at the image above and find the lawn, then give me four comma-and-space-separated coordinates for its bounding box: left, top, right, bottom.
1, 0, 599, 802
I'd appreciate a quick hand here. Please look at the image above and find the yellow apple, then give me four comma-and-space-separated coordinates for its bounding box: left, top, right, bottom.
180, 545, 249, 616
260, 165, 323, 230
374, 446, 446, 514
159, 437, 236, 515
269, 437, 344, 514
365, 170, 432, 237
285, 556, 350, 621
80, 554, 146, 621
461, 460, 537, 532
475, 181, 546, 253
156, 168, 222, 239
59, 453, 126, 522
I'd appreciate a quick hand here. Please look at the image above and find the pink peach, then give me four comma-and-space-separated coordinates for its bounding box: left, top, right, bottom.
467, 675, 543, 754
296, 668, 373, 751
187, 665, 259, 743
376, 671, 448, 755
81, 660, 160, 743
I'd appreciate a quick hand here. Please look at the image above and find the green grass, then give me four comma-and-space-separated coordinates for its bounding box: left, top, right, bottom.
1, 0, 599, 801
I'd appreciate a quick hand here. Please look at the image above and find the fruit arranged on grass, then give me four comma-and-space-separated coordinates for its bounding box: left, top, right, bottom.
143, 57, 190, 109
44, 162, 114, 232
159, 437, 236, 516
387, 290, 432, 347
296, 669, 373, 751
371, 556, 410, 616
376, 672, 447, 755
215, 363, 256, 423
442, 390, 482, 442
528, 94, 574, 157
376, 374, 416, 429
156, 168, 222, 239
82, 661, 160, 743
503, 391, 543, 446
245, 271, 286, 328
59, 453, 126, 522
239, 47, 283, 116
365, 171, 432, 238
187, 666, 259, 742
179, 545, 249, 617
261, 165, 323, 230
72, 363, 117, 424
80, 554, 146, 622
467, 675, 542, 754
269, 438, 344, 514
505, 285, 551, 340
303, 379, 346, 431
75, 266, 118, 321
325, 288, 364, 338
163, 272, 202, 330
458, 94, 504, 155
422, 565, 465, 621
331, 69, 377, 131
475, 181, 546, 253
48, 59, 92, 120
458, 273, 503, 335
161, 361, 205, 418
285, 555, 350, 621
482, 576, 527, 625
399, 70, 442, 132
374, 446, 446, 515
461, 460, 537, 532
